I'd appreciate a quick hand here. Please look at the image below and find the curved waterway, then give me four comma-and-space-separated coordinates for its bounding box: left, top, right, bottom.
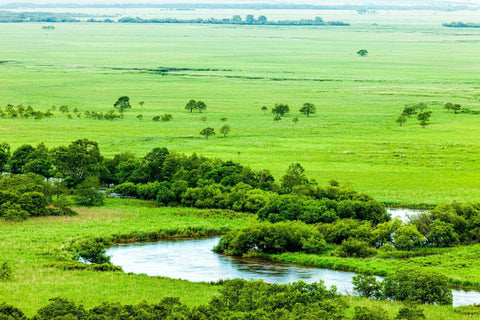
106, 237, 480, 307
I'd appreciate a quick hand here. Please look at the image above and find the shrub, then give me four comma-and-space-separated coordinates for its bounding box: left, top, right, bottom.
0, 262, 12, 281
383, 268, 452, 305
1, 202, 29, 222
337, 238, 376, 258
352, 273, 383, 299
72, 238, 111, 264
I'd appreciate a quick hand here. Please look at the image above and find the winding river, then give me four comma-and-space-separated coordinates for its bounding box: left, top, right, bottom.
106, 236, 480, 307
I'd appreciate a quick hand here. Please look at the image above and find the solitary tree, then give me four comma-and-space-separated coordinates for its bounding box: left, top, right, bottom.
396, 115, 407, 126
185, 99, 197, 113
200, 127, 215, 139
261, 106, 268, 114
113, 96, 132, 114
357, 49, 368, 56
292, 117, 299, 125
220, 125, 231, 137
299, 102, 316, 117
417, 111, 432, 128
139, 101, 144, 107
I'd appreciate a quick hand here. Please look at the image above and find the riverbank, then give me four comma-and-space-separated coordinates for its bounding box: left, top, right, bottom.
0, 198, 478, 318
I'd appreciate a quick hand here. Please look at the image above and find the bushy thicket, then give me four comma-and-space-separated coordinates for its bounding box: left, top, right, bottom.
213, 221, 327, 256
353, 268, 453, 305
0, 278, 434, 319
0, 173, 76, 221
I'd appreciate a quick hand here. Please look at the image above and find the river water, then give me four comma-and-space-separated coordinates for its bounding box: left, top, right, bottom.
106, 236, 480, 307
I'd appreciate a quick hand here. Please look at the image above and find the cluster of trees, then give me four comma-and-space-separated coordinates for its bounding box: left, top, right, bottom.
152, 114, 173, 122
263, 102, 317, 121
353, 268, 452, 305
444, 102, 480, 115
0, 11, 81, 22
215, 201, 480, 259
0, 279, 425, 319
443, 21, 480, 28
184, 99, 207, 113
198, 125, 230, 139
0, 104, 53, 120
118, 15, 349, 26
111, 155, 388, 225
0, 173, 76, 221
396, 103, 431, 127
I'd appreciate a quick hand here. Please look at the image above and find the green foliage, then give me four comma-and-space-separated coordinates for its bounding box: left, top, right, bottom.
417, 111, 432, 128
0, 304, 25, 320
353, 306, 390, 320
393, 225, 424, 250
352, 273, 383, 299
0, 142, 10, 172
1, 201, 30, 222
0, 262, 12, 281
72, 238, 111, 264
200, 127, 215, 139
271, 103, 290, 117
214, 220, 327, 255
35, 297, 87, 320
383, 268, 453, 305
220, 124, 230, 137
113, 96, 132, 113
357, 49, 368, 56
395, 303, 426, 320
337, 238, 376, 258
299, 102, 316, 117
280, 162, 309, 193
73, 177, 105, 206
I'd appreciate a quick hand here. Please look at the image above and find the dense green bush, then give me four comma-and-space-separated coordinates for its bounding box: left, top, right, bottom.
214, 220, 327, 256
382, 268, 452, 305
337, 238, 376, 258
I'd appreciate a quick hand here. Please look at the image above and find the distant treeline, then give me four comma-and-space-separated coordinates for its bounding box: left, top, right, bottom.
0, 11, 349, 26
0, 3, 475, 11
442, 21, 480, 28
0, 10, 81, 22
117, 15, 349, 26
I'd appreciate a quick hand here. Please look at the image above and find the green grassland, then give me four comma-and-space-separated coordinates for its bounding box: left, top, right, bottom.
0, 199, 477, 319
0, 199, 254, 315
1, 23, 480, 205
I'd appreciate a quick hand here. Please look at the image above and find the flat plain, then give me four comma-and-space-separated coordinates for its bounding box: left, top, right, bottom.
1, 15, 480, 205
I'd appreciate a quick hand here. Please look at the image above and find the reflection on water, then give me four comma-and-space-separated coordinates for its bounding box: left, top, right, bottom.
106, 236, 479, 307
387, 207, 427, 222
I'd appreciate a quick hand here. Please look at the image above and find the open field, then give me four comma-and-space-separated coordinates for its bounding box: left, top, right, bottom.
0, 199, 477, 319
1, 20, 480, 205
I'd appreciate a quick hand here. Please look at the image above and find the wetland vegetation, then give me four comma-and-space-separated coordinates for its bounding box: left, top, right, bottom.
1, 1, 480, 318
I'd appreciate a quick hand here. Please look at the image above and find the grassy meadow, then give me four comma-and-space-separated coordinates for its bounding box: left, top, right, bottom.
0, 22, 480, 205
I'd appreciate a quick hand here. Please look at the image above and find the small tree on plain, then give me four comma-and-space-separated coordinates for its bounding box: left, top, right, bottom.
396, 115, 407, 126
417, 111, 432, 128
197, 101, 207, 113
200, 127, 215, 139
113, 96, 132, 114
299, 103, 316, 117
292, 117, 299, 124
261, 106, 268, 114
185, 99, 197, 113
220, 125, 231, 137
357, 49, 368, 56
272, 104, 290, 117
